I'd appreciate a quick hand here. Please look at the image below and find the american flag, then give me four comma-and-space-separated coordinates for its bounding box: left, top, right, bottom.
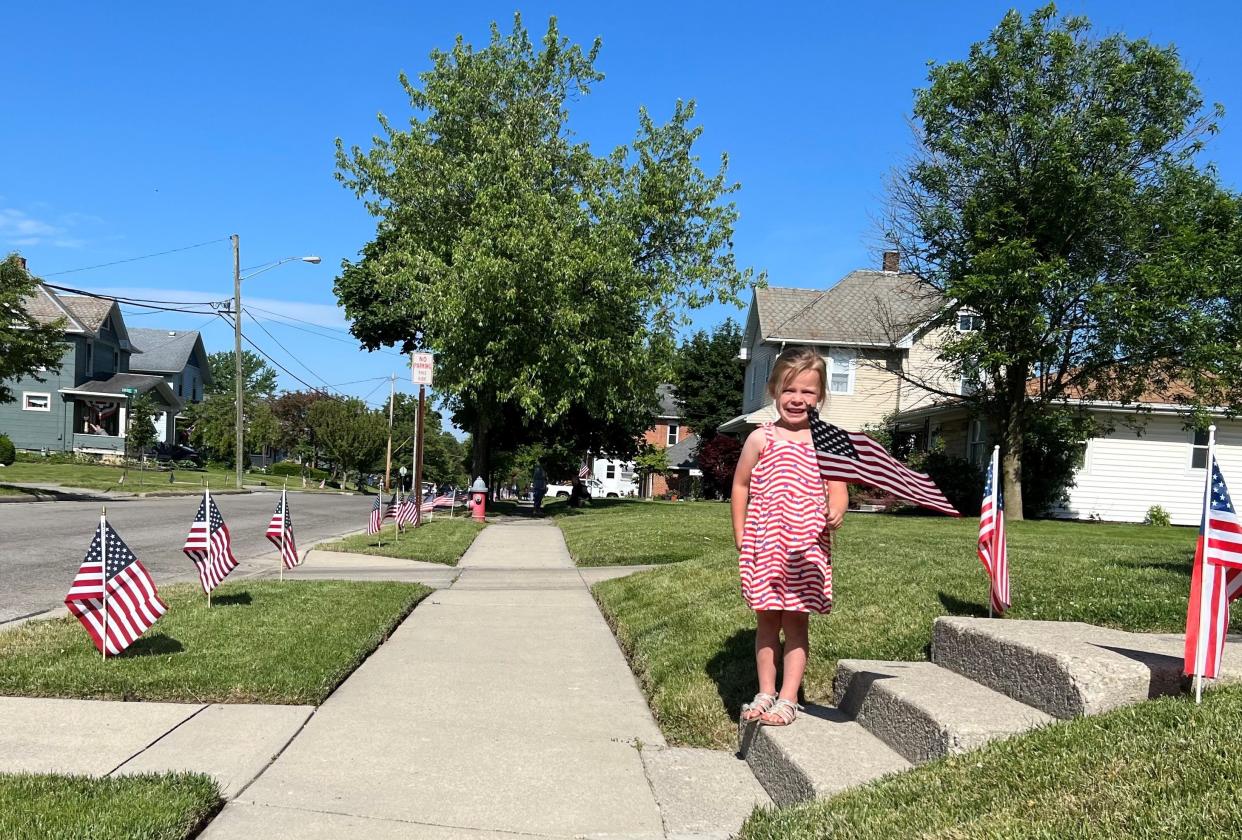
265, 490, 300, 569
808, 409, 959, 516
422, 490, 455, 512
1185, 456, 1242, 681
367, 494, 384, 535
578, 461, 591, 479
396, 491, 421, 526
182, 490, 238, 594
978, 446, 1010, 615
65, 516, 167, 656
385, 492, 399, 522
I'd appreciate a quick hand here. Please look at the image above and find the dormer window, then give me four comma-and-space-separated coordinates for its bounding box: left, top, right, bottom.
958, 313, 983, 332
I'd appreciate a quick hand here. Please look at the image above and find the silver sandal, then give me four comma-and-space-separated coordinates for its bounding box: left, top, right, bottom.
760, 698, 800, 726
741, 692, 777, 722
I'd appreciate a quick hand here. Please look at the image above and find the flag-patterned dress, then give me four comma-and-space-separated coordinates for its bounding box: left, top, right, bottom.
738, 423, 833, 614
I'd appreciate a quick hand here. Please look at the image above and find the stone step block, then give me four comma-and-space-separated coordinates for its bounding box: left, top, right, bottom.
832, 660, 1054, 765
641, 746, 771, 839
738, 704, 911, 807
931, 617, 1242, 720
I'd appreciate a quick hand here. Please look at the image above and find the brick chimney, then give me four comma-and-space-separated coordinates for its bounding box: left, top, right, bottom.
882, 250, 900, 273
15, 256, 27, 273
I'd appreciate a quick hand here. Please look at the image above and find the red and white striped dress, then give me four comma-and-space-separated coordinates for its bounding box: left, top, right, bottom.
738, 423, 833, 614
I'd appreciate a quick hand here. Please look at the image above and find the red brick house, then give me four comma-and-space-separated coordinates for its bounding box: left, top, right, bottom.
642, 384, 698, 497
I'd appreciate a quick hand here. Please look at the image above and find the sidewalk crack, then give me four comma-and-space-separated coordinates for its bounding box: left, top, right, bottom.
106, 703, 210, 777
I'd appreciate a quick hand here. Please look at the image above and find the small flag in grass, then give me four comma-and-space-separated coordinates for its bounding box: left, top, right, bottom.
65, 513, 167, 656
183, 488, 238, 594
368, 495, 383, 535
266, 489, 300, 569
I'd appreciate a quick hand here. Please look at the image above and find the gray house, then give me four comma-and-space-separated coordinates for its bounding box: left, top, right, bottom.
1, 283, 182, 458
127, 327, 212, 443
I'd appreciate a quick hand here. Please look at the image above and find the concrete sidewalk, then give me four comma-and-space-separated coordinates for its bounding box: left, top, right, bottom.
202, 519, 766, 839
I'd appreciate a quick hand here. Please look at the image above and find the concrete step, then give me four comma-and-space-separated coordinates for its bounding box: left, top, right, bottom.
738, 704, 911, 807
641, 746, 771, 839
931, 617, 1242, 720
832, 660, 1054, 765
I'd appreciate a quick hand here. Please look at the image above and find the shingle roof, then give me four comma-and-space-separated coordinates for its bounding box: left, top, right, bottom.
664, 432, 699, 471
57, 295, 116, 334
756, 271, 943, 345
128, 328, 205, 375
59, 373, 171, 398
656, 383, 681, 418
20, 285, 87, 332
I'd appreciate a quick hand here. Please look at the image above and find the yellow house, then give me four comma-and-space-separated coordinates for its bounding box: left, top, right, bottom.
721, 252, 969, 436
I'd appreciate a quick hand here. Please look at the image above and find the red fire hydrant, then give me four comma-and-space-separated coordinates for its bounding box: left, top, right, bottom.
469, 476, 488, 522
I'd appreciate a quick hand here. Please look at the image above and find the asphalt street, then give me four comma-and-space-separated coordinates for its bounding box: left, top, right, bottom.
0, 490, 375, 623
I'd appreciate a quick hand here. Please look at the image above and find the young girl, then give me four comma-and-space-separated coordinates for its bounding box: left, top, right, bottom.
731, 346, 848, 726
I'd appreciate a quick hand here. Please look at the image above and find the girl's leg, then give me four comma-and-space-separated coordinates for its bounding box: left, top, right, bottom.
777, 611, 810, 703
753, 610, 783, 697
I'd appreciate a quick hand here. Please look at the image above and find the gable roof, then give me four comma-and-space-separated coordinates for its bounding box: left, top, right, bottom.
21, 284, 88, 333
656, 383, 681, 419
128, 328, 211, 380
57, 295, 119, 334
754, 271, 944, 347
664, 432, 699, 471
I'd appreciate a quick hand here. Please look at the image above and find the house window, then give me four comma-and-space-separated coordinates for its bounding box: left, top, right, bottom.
968, 420, 987, 465
958, 313, 983, 332
667, 423, 680, 446
960, 360, 982, 396
23, 392, 51, 412
1191, 429, 1210, 470
113, 349, 120, 371
86, 341, 93, 375
827, 351, 855, 395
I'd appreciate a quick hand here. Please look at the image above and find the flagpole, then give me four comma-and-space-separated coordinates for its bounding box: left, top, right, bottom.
100, 507, 108, 661
280, 484, 287, 583
205, 485, 212, 609
1194, 425, 1218, 703
988, 446, 999, 619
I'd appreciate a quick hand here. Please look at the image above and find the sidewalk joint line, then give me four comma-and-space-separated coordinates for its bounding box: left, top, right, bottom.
106, 703, 210, 777
230, 707, 318, 801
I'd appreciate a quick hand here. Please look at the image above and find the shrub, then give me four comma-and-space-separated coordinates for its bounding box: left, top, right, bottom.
1020, 408, 1098, 518
0, 434, 14, 466
268, 461, 328, 480
908, 449, 985, 516
1143, 505, 1172, 527
697, 434, 743, 498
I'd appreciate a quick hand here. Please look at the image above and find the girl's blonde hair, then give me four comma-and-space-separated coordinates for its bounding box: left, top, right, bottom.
767, 346, 828, 404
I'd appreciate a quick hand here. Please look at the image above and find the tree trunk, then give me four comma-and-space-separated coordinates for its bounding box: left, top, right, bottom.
1001, 367, 1027, 521
471, 415, 490, 487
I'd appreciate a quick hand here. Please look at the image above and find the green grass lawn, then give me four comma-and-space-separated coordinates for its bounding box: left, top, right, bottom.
581, 502, 1212, 748
0, 772, 220, 840
0, 461, 257, 494
0, 580, 429, 704
741, 684, 1242, 840
317, 518, 485, 565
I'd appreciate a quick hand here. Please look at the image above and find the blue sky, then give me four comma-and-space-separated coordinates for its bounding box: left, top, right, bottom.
4, 1, 1239, 428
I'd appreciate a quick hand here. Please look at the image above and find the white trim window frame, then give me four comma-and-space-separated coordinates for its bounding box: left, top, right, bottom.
667, 423, 680, 446
23, 392, 51, 412
957, 312, 983, 332
1190, 428, 1209, 470
967, 419, 986, 464
827, 350, 856, 395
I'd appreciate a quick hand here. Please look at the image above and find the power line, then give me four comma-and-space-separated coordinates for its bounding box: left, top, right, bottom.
43, 281, 227, 308
244, 308, 336, 390
41, 237, 230, 277
243, 304, 407, 358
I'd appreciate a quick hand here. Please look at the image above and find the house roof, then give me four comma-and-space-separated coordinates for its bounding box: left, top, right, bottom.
58, 373, 183, 409
664, 433, 699, 471
20, 286, 127, 338
57, 295, 118, 334
718, 403, 779, 434
128, 328, 210, 380
656, 383, 681, 419
20, 285, 87, 333
755, 271, 943, 346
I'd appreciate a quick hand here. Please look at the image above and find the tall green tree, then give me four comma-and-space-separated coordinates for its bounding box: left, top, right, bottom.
308, 398, 387, 490
672, 318, 744, 440
334, 15, 754, 480
0, 255, 67, 404
125, 393, 160, 456
205, 350, 278, 399
885, 4, 1242, 518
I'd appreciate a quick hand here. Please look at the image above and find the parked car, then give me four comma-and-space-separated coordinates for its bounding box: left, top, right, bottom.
548, 477, 614, 499
154, 442, 204, 467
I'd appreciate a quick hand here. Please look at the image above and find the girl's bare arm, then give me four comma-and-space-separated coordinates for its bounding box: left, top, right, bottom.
731, 430, 765, 549
825, 480, 848, 530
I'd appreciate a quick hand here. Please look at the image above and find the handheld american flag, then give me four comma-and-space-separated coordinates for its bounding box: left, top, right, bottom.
367, 495, 383, 535
266, 489, 300, 569
1185, 452, 1242, 687
808, 409, 959, 516
182, 489, 238, 594
65, 514, 167, 656
978, 446, 1010, 615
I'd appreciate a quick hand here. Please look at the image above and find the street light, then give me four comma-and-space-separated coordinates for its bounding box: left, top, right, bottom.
232, 234, 320, 489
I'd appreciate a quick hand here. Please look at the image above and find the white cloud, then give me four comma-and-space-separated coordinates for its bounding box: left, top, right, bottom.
0, 207, 98, 249
84, 286, 351, 331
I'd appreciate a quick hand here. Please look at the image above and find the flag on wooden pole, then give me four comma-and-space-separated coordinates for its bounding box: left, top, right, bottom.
65, 512, 167, 656
978, 445, 1010, 616
266, 489, 300, 570
182, 488, 238, 595
1185, 430, 1242, 700
367, 495, 384, 535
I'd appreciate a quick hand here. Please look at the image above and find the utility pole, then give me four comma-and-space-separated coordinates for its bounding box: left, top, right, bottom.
232, 234, 244, 490
414, 383, 425, 525
383, 373, 395, 493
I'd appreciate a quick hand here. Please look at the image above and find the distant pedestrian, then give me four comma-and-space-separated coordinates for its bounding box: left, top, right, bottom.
731, 346, 847, 727
531, 464, 548, 513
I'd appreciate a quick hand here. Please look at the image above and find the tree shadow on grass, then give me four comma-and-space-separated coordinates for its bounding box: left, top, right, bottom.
937, 591, 990, 618
121, 634, 184, 657
1111, 557, 1193, 578
706, 628, 758, 724
210, 592, 252, 607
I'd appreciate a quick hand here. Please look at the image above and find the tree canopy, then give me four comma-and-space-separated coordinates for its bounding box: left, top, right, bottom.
334, 15, 754, 478
885, 4, 1242, 517
206, 350, 278, 399
672, 318, 744, 440
0, 255, 67, 404
308, 398, 387, 490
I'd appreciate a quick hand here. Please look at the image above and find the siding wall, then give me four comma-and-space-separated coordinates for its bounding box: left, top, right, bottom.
1055, 413, 1239, 526
0, 340, 79, 451
822, 349, 900, 431
743, 340, 781, 413
901, 327, 959, 412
